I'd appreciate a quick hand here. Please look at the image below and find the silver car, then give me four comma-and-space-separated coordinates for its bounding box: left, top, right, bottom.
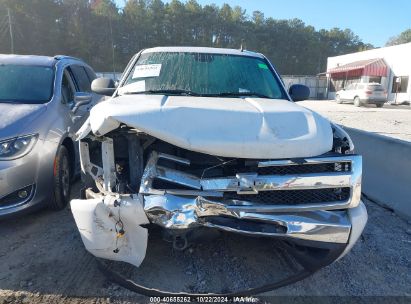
0, 54, 101, 218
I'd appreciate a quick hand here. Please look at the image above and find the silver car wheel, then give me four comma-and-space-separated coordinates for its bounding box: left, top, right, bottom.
61, 155, 70, 198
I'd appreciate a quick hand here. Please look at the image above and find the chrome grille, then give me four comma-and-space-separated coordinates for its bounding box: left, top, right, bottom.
140, 152, 362, 212
257, 162, 351, 175
223, 188, 351, 205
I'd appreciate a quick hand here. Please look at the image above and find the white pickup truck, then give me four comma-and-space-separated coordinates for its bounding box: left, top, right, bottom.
71, 47, 367, 294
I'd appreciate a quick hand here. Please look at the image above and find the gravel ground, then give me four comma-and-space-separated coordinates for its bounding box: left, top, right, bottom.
299, 100, 411, 142
0, 182, 410, 303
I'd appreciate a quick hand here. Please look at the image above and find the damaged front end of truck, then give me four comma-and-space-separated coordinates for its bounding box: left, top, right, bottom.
70, 48, 367, 294
70, 99, 367, 294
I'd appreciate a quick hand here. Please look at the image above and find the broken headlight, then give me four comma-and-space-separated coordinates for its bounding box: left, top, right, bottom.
331, 124, 354, 154
0, 134, 38, 160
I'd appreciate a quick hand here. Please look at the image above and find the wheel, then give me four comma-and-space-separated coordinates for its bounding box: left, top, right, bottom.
335, 95, 342, 104
49, 145, 71, 210
354, 97, 361, 107
376, 103, 384, 108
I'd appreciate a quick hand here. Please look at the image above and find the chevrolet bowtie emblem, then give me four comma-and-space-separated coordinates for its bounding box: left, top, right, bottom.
236, 173, 258, 194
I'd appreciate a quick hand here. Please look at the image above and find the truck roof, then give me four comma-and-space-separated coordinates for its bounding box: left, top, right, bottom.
141, 46, 264, 58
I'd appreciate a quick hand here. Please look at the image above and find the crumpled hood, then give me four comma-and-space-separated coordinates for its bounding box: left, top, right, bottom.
83, 95, 333, 159
0, 103, 47, 139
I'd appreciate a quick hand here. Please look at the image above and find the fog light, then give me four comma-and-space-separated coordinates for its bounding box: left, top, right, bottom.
0, 185, 33, 207
18, 190, 28, 199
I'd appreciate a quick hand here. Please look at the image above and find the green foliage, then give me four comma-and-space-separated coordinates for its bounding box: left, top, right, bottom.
386, 29, 411, 46
0, 0, 372, 74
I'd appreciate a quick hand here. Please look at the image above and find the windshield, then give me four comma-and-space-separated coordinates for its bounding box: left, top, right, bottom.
0, 64, 54, 104
120, 52, 287, 99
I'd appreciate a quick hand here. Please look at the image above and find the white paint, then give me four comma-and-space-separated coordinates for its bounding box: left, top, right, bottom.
76, 117, 91, 140
83, 95, 333, 159
132, 64, 162, 78
70, 195, 149, 268
117, 80, 146, 94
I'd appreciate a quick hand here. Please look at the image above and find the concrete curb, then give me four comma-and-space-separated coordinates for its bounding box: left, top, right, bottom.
343, 126, 411, 220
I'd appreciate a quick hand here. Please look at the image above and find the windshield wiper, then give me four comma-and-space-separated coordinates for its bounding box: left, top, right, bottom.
121, 89, 272, 99
122, 89, 202, 96
206, 92, 272, 99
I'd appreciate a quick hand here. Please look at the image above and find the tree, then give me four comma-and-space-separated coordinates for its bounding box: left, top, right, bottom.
386, 29, 411, 46
0, 0, 373, 74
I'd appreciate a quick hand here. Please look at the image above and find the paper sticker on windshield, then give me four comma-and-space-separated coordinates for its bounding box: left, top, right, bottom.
132, 64, 162, 78
258, 63, 269, 70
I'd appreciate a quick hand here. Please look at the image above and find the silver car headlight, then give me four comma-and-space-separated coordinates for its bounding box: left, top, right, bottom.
0, 134, 39, 160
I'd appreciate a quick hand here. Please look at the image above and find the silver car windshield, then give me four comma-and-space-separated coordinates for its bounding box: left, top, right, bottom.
120, 52, 286, 99
0, 64, 54, 104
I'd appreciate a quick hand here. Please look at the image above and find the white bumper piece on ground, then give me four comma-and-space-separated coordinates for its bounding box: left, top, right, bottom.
71, 195, 149, 267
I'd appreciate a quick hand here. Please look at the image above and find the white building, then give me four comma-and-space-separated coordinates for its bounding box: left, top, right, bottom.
326, 42, 411, 104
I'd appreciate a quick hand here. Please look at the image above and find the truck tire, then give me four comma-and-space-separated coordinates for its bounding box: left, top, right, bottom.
49, 145, 71, 210
376, 103, 384, 108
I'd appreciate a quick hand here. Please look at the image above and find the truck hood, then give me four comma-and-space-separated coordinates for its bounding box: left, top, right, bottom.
0, 103, 47, 139
82, 95, 333, 159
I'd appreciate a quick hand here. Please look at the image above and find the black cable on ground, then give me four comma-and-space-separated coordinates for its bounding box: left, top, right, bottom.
97, 258, 313, 297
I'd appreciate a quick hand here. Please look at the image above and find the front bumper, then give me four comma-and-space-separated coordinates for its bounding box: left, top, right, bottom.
144, 194, 353, 244
0, 139, 55, 218
72, 145, 367, 269
72, 190, 367, 268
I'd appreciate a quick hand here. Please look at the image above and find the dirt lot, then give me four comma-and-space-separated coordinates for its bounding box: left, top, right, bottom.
0, 182, 410, 303
299, 100, 411, 142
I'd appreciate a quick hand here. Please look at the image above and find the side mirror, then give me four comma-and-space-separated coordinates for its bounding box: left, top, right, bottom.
72, 92, 92, 113
289, 84, 310, 102
91, 77, 116, 96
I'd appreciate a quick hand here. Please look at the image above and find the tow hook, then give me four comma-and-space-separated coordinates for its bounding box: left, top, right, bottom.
173, 235, 188, 251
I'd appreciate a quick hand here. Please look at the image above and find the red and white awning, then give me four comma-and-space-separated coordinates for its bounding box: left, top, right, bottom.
328, 58, 388, 78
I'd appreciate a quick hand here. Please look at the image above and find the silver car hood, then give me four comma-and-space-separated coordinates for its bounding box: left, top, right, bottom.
0, 103, 47, 139
82, 95, 333, 159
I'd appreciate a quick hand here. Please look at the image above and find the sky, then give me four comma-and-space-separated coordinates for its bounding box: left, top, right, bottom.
114, 0, 411, 47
